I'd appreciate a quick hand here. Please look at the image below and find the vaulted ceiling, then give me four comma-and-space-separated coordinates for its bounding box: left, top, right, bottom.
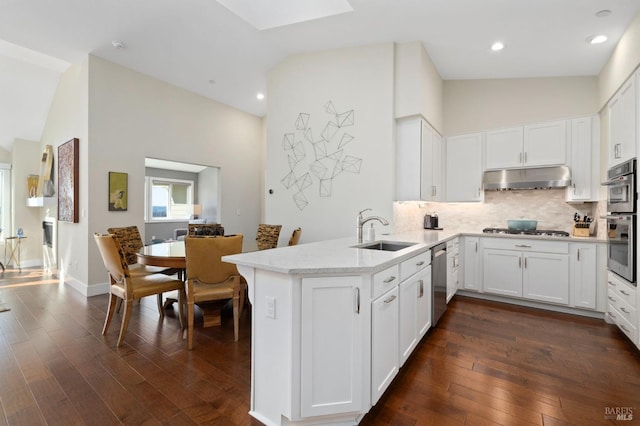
1, 0, 639, 152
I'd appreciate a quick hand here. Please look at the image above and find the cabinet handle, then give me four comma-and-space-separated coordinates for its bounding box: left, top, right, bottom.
524, 152, 527, 163
620, 290, 631, 296
609, 311, 617, 319
384, 294, 397, 304
416, 261, 425, 266
608, 296, 617, 302
573, 183, 577, 195
577, 249, 580, 261
354, 287, 360, 314
608, 281, 616, 287
620, 324, 630, 333
475, 241, 478, 252
524, 257, 527, 268
519, 152, 523, 163
519, 257, 522, 268
418, 279, 424, 298
620, 307, 630, 314
383, 276, 396, 283
515, 244, 531, 248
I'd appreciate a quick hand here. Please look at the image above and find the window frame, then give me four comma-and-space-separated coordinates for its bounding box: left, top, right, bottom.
144, 176, 195, 223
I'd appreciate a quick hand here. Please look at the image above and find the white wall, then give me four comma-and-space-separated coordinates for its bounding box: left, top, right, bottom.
443, 76, 599, 136
598, 11, 640, 109
86, 56, 262, 290
266, 43, 395, 243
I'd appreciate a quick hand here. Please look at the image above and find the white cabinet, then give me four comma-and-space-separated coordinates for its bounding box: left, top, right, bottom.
570, 243, 597, 309
446, 238, 460, 302
301, 276, 365, 418
445, 133, 483, 202
608, 75, 636, 167
566, 116, 599, 202
462, 237, 482, 291
523, 120, 567, 167
607, 272, 638, 345
485, 127, 523, 170
399, 267, 431, 366
482, 238, 569, 305
485, 120, 567, 170
396, 117, 443, 201
371, 286, 399, 404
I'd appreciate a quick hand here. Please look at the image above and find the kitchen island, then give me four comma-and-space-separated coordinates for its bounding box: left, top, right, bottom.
223, 230, 608, 425
223, 230, 457, 426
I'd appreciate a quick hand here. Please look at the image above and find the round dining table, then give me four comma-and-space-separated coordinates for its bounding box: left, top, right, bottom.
136, 240, 186, 269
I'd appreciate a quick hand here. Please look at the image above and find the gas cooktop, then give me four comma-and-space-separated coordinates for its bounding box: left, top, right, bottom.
482, 227, 570, 237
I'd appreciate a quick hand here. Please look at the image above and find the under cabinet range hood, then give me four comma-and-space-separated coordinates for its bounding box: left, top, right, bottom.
483, 166, 571, 190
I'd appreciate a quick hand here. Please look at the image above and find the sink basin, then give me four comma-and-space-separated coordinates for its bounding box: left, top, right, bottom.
353, 241, 417, 251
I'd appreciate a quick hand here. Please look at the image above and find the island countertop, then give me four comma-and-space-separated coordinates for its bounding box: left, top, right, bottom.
223, 230, 459, 275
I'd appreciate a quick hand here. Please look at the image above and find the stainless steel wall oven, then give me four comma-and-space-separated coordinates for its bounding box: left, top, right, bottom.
604, 158, 636, 285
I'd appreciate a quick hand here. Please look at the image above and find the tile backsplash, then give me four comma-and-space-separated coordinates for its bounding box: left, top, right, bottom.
394, 189, 603, 237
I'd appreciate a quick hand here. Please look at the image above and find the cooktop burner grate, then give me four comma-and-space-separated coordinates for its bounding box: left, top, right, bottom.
482, 227, 570, 237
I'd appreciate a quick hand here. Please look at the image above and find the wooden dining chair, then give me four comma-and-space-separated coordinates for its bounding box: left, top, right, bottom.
187, 223, 224, 236
288, 227, 302, 246
184, 234, 245, 349
107, 226, 180, 276
256, 224, 282, 250
94, 233, 185, 347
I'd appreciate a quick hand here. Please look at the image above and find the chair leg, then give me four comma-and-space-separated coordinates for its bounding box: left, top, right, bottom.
157, 293, 164, 318
117, 300, 134, 347
187, 301, 195, 350
115, 297, 122, 313
233, 290, 241, 342
103, 294, 118, 335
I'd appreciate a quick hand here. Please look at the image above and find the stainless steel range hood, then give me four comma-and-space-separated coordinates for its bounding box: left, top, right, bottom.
483, 166, 571, 190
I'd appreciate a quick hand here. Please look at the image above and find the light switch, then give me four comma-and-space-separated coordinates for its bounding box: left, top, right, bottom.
266, 296, 276, 319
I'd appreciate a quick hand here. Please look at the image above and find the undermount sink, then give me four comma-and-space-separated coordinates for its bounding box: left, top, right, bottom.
353, 241, 417, 251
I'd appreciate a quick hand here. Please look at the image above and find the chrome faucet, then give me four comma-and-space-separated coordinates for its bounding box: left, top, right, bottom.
357, 208, 389, 243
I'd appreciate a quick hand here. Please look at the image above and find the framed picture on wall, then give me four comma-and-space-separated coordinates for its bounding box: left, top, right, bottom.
57, 138, 79, 223
108, 172, 128, 211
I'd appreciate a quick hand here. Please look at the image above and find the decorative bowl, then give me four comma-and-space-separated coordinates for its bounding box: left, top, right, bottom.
507, 219, 538, 231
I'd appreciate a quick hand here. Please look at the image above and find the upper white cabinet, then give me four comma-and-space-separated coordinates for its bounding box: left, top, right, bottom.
485, 120, 567, 170
566, 115, 599, 202
485, 127, 523, 169
445, 133, 483, 202
608, 74, 636, 167
396, 117, 443, 201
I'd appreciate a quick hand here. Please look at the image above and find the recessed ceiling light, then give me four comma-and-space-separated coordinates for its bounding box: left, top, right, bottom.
491, 42, 504, 51
208, 79, 216, 85
596, 10, 611, 18
256, 93, 265, 100
111, 40, 126, 49
586, 35, 608, 44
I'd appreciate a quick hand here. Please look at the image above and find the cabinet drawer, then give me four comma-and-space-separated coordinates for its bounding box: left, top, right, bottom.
608, 303, 638, 344
483, 237, 568, 254
607, 289, 637, 325
446, 238, 459, 254
399, 251, 431, 282
373, 264, 400, 299
607, 274, 636, 308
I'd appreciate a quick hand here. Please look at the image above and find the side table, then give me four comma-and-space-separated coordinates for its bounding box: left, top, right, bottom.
5, 236, 26, 271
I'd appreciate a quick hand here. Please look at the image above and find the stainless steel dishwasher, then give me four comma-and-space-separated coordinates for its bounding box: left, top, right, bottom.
432, 242, 447, 325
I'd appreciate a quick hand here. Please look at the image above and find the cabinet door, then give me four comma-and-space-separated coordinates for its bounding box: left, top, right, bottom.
463, 237, 481, 291
608, 77, 636, 166
398, 278, 418, 366
483, 249, 522, 297
572, 244, 597, 309
446, 133, 483, 202
420, 121, 435, 201
523, 253, 569, 305
396, 118, 422, 200
523, 120, 567, 166
431, 130, 443, 201
485, 127, 523, 169
416, 266, 432, 338
567, 116, 593, 201
301, 277, 363, 417
371, 287, 399, 404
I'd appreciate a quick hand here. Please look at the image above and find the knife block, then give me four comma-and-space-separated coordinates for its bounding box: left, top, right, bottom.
572, 223, 590, 237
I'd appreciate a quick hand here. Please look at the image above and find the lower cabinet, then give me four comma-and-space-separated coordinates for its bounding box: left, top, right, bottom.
301, 276, 365, 418
607, 271, 638, 345
371, 286, 399, 404
399, 267, 432, 366
570, 243, 597, 309
462, 236, 481, 291
446, 238, 460, 302
482, 238, 569, 305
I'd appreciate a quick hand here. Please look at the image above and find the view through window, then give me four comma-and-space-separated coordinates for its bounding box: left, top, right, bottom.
145, 177, 194, 221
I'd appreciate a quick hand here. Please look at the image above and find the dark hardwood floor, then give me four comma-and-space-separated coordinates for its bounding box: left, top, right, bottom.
0, 268, 638, 425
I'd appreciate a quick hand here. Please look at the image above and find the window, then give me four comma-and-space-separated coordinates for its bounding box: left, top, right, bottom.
145, 177, 194, 222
